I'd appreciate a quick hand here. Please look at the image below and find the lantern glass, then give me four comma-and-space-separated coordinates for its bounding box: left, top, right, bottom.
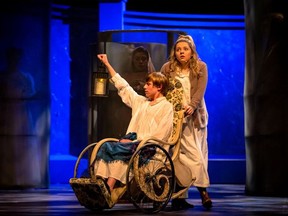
92, 71, 109, 97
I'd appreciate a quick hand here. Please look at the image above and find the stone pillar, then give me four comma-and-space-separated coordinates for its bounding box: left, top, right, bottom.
244, 0, 288, 196
0, 2, 50, 189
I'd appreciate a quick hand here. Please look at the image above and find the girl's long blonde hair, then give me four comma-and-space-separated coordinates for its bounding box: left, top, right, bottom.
168, 34, 200, 76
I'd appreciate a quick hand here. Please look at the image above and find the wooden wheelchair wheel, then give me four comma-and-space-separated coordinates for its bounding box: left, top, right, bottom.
126, 143, 175, 214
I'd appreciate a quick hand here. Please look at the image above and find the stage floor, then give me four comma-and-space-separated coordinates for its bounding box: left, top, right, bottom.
0, 184, 287, 215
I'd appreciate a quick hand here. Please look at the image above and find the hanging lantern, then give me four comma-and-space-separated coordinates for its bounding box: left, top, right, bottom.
92, 64, 109, 97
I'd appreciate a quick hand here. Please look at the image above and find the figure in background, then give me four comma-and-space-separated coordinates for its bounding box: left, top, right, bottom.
160, 35, 212, 210
122, 46, 156, 95
94, 54, 173, 193
0, 47, 36, 135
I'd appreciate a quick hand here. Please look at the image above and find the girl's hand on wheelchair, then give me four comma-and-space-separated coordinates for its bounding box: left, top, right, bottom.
183, 105, 193, 116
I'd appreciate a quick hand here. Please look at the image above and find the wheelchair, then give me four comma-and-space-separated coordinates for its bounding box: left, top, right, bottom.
69, 78, 196, 214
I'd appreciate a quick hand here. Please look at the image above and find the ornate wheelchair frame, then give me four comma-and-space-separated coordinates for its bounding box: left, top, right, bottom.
69, 79, 196, 214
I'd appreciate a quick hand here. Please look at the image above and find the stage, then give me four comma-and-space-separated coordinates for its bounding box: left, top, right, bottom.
0, 184, 287, 215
